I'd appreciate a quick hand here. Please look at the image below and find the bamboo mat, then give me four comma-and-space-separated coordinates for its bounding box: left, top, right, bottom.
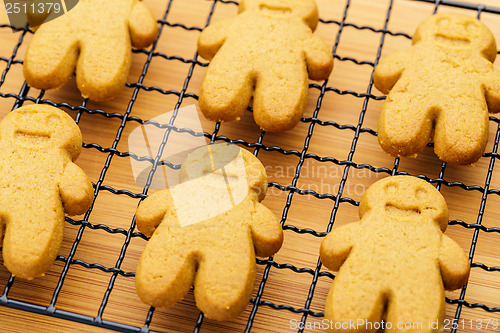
1, 0, 500, 332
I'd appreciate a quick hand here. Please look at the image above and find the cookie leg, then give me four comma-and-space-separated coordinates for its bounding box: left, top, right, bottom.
135, 227, 196, 309
385, 284, 444, 333
378, 90, 434, 158
23, 25, 79, 90
2, 199, 64, 280
252, 64, 309, 132
194, 227, 256, 321
76, 35, 132, 101
434, 97, 489, 165
0, 217, 4, 246
324, 276, 385, 333
198, 54, 253, 123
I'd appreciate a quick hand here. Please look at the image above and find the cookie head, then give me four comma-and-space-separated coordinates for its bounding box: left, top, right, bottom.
0, 105, 83, 159
179, 143, 268, 201
359, 176, 449, 231
413, 13, 497, 61
239, 0, 319, 30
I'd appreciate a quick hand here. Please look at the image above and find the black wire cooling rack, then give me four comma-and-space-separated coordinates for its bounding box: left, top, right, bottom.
1, 0, 500, 332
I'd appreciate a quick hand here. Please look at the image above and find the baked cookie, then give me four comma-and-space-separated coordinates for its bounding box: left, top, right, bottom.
135, 144, 283, 320
197, 0, 333, 132
23, 0, 158, 101
374, 13, 500, 166
320, 176, 470, 332
0, 105, 93, 280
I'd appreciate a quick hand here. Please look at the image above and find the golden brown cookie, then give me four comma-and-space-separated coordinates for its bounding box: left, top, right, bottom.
320, 176, 470, 332
374, 13, 500, 166
135, 143, 283, 320
23, 0, 158, 101
197, 0, 333, 132
0, 104, 93, 280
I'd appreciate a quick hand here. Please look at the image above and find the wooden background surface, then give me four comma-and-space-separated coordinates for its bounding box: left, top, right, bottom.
0, 0, 500, 332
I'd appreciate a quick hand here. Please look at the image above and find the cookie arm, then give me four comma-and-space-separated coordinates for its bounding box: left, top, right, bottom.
320, 222, 358, 271
197, 20, 229, 61
483, 67, 500, 114
250, 203, 283, 258
128, 1, 158, 49
59, 162, 94, 216
373, 49, 411, 94
135, 189, 174, 237
303, 35, 333, 81
439, 234, 470, 291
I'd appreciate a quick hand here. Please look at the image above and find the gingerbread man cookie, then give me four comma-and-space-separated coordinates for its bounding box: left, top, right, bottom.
197, 0, 333, 132
23, 0, 158, 101
374, 13, 500, 165
0, 105, 93, 280
135, 144, 283, 320
320, 176, 470, 332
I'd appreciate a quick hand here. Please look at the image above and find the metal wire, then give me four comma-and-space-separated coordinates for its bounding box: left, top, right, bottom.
0, 0, 499, 332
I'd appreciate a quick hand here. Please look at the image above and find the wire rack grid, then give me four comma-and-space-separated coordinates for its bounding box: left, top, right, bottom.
0, 0, 500, 332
